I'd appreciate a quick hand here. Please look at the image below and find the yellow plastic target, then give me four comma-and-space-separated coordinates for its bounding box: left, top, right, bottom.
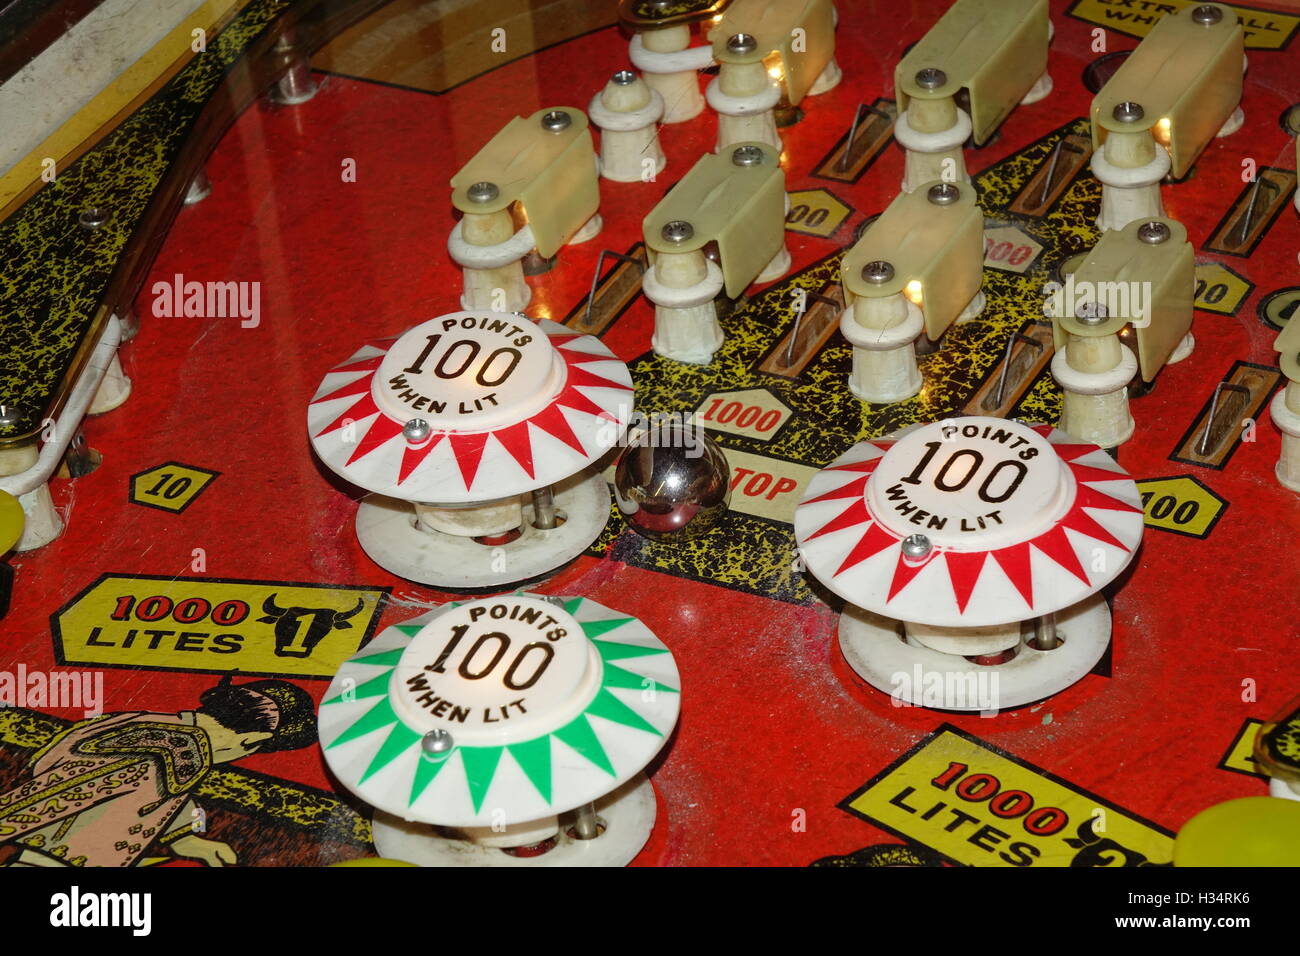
1174, 797, 1300, 867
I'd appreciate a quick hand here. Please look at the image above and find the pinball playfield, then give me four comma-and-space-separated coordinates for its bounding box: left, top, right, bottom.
0, 0, 1298, 870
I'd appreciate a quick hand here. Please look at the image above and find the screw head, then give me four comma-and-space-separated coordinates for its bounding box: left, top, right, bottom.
915, 67, 947, 90
731, 144, 765, 166
541, 109, 571, 132
927, 182, 960, 205
726, 33, 757, 55
661, 220, 694, 243
421, 729, 455, 757
861, 260, 895, 284
1191, 4, 1222, 24
403, 419, 432, 443
1112, 101, 1145, 123
1137, 220, 1170, 244
79, 206, 108, 230
1076, 300, 1109, 325
612, 69, 637, 85
901, 534, 932, 560
466, 181, 499, 204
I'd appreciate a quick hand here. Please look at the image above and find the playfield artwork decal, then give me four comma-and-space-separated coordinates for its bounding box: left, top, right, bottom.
1133, 475, 1228, 539
128, 462, 220, 514
1218, 718, 1268, 779
52, 575, 388, 679
0, 697, 370, 868
1065, 0, 1300, 49
837, 725, 1174, 867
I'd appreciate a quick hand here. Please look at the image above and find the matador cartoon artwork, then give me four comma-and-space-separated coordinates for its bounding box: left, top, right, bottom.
0, 676, 314, 867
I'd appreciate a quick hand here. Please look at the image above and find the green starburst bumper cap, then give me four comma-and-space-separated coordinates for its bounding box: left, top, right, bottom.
319, 594, 680, 829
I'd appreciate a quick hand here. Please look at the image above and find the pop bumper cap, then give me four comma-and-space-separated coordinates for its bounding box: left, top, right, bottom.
319, 594, 680, 828
794, 417, 1145, 628
308, 314, 634, 504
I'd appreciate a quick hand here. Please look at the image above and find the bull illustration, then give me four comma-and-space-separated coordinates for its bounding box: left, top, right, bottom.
258, 595, 367, 658
1064, 816, 1170, 867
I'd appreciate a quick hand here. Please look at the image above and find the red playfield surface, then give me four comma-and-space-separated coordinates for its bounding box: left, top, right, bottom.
0, 0, 1297, 873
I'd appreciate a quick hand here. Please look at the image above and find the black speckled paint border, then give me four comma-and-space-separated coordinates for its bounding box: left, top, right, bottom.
0, 0, 291, 446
